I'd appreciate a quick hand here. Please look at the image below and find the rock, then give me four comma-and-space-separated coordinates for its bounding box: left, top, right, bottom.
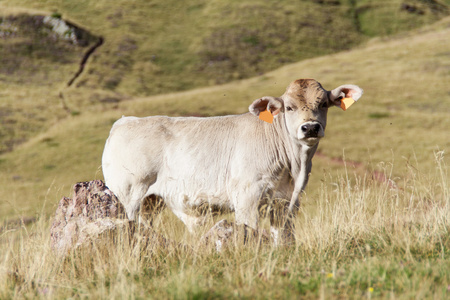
201, 219, 234, 252
50, 180, 131, 255
50, 180, 170, 256
51, 180, 275, 255
201, 219, 270, 251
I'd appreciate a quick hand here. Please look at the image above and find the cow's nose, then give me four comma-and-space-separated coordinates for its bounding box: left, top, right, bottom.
301, 123, 321, 137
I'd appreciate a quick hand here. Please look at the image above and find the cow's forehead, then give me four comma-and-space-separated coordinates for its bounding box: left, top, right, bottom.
282, 79, 327, 104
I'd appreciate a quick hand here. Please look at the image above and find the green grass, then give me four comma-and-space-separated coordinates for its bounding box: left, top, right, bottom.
0, 0, 446, 97
0, 0, 449, 153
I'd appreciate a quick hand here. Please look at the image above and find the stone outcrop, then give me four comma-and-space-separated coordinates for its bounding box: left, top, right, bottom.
201, 219, 234, 252
50, 180, 131, 255
50, 180, 172, 256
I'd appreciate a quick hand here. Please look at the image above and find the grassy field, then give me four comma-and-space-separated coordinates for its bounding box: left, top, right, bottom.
0, 1, 450, 299
3, 0, 447, 96
1, 15, 448, 221
0, 0, 449, 153
0, 146, 448, 298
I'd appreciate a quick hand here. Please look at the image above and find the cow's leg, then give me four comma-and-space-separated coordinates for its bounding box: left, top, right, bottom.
234, 192, 259, 230
122, 184, 149, 221
107, 178, 152, 221
167, 196, 205, 232
139, 195, 165, 227
171, 209, 206, 233
269, 199, 295, 246
232, 185, 261, 244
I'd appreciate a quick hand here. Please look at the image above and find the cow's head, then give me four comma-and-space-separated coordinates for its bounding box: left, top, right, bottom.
249, 79, 363, 146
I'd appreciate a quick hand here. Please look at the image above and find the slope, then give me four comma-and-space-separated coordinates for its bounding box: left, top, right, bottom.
0, 0, 449, 154
0, 16, 449, 222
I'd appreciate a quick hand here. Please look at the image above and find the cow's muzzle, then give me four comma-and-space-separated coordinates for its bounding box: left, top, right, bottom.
300, 122, 323, 138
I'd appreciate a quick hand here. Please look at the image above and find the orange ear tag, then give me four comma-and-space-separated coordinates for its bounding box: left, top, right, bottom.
259, 109, 274, 123
340, 97, 356, 111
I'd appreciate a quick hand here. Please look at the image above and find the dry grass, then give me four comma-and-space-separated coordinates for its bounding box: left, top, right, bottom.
0, 153, 448, 298
0, 6, 449, 299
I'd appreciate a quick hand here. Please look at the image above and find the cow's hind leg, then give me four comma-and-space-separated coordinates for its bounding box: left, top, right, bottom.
139, 195, 165, 227
123, 188, 146, 221
108, 180, 150, 221
171, 208, 207, 233
232, 185, 264, 244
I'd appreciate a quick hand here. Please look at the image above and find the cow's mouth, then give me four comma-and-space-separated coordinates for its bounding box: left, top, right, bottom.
304, 132, 320, 138
301, 136, 322, 147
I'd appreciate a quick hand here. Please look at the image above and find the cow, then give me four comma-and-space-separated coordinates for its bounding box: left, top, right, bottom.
101, 79, 363, 244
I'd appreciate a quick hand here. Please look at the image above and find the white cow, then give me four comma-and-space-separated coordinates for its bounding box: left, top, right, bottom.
102, 79, 363, 242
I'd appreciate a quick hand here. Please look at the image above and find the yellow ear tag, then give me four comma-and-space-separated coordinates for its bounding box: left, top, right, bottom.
340, 97, 356, 111
259, 109, 274, 123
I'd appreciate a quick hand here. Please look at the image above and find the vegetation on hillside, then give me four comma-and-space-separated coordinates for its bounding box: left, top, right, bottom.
0, 14, 447, 222
0, 0, 449, 152
0, 1, 449, 298
1, 0, 448, 94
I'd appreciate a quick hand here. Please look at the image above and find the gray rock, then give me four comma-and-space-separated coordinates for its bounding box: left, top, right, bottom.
50, 180, 170, 256
50, 180, 131, 255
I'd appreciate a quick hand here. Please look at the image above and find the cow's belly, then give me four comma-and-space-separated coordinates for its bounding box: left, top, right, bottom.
147, 175, 234, 215
147, 174, 293, 217
145, 146, 293, 218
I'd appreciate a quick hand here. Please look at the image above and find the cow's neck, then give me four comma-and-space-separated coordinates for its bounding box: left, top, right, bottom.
263, 114, 295, 171
269, 114, 316, 175
271, 114, 319, 212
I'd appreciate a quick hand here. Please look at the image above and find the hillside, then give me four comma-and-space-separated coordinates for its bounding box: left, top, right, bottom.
0, 15, 449, 223
0, 0, 449, 153
0, 3, 450, 298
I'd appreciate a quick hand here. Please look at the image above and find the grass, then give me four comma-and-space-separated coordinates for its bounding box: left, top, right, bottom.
0, 2, 449, 298
0, 0, 449, 153
0, 0, 445, 96
0, 153, 448, 298
0, 15, 449, 222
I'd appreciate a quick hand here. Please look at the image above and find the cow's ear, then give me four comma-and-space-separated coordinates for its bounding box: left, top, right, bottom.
328, 84, 363, 107
249, 96, 283, 116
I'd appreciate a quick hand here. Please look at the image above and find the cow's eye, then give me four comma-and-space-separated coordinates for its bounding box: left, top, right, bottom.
286, 106, 293, 111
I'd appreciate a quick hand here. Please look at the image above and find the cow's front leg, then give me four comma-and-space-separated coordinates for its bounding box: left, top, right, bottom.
288, 159, 312, 212
269, 198, 295, 246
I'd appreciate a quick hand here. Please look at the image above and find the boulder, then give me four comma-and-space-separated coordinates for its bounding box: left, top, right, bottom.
50, 180, 168, 256
50, 180, 129, 255
51, 180, 273, 255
